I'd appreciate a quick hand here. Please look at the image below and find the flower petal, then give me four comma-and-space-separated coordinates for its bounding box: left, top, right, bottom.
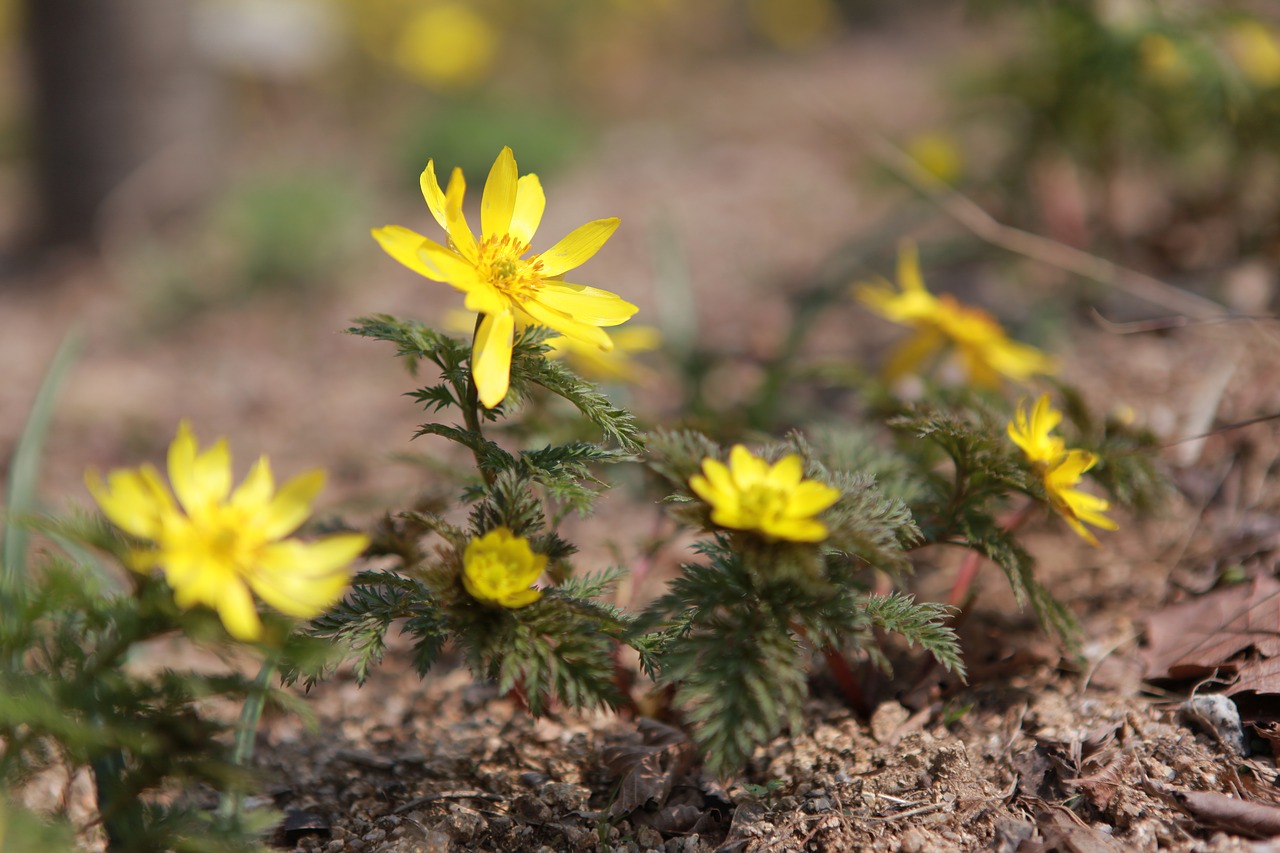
510, 173, 545, 246
519, 300, 613, 350
213, 578, 262, 641
418, 242, 482, 292
728, 444, 768, 489
419, 160, 449, 232
169, 422, 231, 515
230, 456, 274, 512
372, 225, 450, 281
896, 240, 926, 292
259, 469, 326, 539
535, 283, 638, 327
787, 480, 841, 517
883, 329, 944, 382
444, 167, 478, 263
764, 517, 829, 543
86, 465, 174, 541
766, 455, 804, 490
481, 147, 518, 240
536, 218, 620, 277
473, 310, 515, 408
251, 536, 362, 617
464, 285, 508, 316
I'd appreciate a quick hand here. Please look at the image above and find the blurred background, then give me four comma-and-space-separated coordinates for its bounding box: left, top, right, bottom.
0, 0, 1278, 517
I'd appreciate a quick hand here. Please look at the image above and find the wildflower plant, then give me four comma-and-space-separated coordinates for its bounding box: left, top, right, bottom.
315, 150, 1170, 778
3, 393, 364, 849
641, 432, 964, 774
2, 133, 1179, 852
297, 149, 648, 715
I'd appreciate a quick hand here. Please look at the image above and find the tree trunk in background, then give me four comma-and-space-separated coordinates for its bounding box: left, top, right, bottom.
24, 0, 215, 249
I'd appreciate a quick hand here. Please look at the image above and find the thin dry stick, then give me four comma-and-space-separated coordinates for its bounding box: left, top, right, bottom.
853, 129, 1229, 322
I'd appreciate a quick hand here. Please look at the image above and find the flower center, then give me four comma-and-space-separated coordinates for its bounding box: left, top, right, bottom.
477, 234, 543, 302
738, 484, 788, 525
187, 507, 261, 570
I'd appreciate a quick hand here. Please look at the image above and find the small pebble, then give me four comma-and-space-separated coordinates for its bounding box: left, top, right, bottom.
519, 771, 551, 787
1182, 694, 1247, 756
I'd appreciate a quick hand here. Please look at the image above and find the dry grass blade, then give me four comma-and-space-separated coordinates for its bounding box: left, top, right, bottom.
800, 90, 1230, 322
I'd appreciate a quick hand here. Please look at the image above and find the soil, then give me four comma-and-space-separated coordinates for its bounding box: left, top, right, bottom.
5, 10, 1280, 853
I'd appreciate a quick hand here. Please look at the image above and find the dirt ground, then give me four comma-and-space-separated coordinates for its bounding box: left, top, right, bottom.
5, 11, 1280, 853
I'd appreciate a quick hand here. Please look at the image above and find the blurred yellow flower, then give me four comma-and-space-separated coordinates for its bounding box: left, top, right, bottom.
86, 422, 367, 641
856, 241, 1056, 388
373, 147, 637, 408
545, 325, 661, 383
1227, 20, 1280, 87
905, 132, 964, 184
1008, 396, 1118, 546
1138, 33, 1191, 85
393, 2, 497, 89
462, 527, 545, 608
690, 445, 840, 543
746, 0, 837, 51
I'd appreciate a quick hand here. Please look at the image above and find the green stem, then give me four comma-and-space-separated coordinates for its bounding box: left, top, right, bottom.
218, 650, 280, 821
464, 314, 497, 488
92, 746, 146, 852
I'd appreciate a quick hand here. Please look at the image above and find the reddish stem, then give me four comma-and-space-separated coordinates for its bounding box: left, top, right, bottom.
945, 501, 1040, 615
822, 645, 872, 718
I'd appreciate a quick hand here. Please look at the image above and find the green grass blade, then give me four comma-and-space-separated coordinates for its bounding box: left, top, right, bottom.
2, 329, 82, 591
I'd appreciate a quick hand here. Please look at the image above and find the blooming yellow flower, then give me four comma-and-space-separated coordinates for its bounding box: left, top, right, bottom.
856, 242, 1056, 388
1043, 449, 1120, 547
462, 527, 546, 608
372, 147, 638, 408
1006, 393, 1066, 466
86, 422, 367, 641
689, 445, 841, 543
1008, 396, 1118, 546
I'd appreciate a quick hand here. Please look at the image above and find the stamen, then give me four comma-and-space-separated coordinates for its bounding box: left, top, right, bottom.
478, 234, 542, 302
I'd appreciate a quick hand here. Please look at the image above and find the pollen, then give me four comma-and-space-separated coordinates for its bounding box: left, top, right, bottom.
477, 234, 543, 301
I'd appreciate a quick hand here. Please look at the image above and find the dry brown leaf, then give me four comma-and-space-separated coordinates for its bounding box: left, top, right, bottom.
1166, 787, 1280, 838
1228, 657, 1280, 698
600, 718, 692, 818
1142, 574, 1280, 680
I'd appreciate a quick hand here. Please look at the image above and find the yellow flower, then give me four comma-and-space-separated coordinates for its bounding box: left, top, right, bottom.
905, 132, 964, 185
1008, 396, 1118, 546
86, 422, 367, 641
1228, 20, 1280, 87
392, 2, 497, 90
1138, 33, 1191, 85
1006, 394, 1066, 466
462, 527, 546, 608
746, 0, 837, 51
1043, 449, 1120, 547
856, 242, 1056, 388
373, 147, 638, 408
689, 445, 840, 543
